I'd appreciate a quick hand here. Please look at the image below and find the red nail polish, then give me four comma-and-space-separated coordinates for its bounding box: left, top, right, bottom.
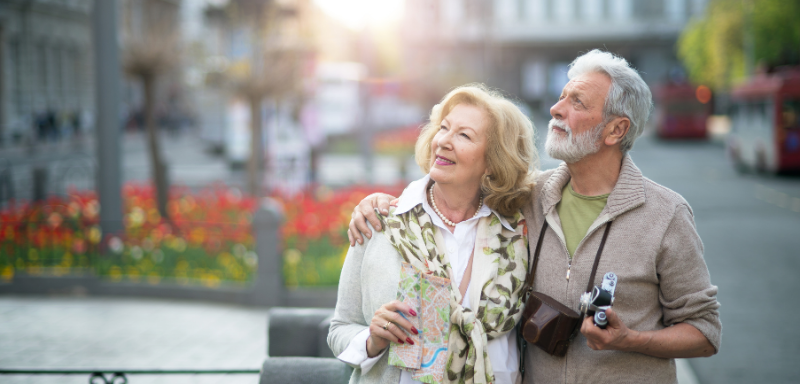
410, 309, 417, 316
412, 327, 419, 335
406, 337, 414, 345
398, 338, 404, 344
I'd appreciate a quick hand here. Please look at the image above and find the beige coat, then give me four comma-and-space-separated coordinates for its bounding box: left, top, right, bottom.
521, 156, 722, 384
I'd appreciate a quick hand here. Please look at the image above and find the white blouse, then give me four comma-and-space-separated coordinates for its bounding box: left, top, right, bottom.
336, 175, 520, 384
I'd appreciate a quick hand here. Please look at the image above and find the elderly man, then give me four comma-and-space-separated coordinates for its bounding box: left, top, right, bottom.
348, 49, 721, 383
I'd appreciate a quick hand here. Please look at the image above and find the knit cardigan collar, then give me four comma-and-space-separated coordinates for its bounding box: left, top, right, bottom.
540, 155, 646, 221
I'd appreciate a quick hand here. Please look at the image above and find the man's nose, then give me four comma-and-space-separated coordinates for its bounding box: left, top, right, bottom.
550, 98, 565, 120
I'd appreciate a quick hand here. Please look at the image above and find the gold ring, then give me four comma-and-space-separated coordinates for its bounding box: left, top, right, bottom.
383, 321, 391, 330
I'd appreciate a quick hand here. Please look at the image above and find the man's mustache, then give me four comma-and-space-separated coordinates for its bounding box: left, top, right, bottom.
548, 119, 572, 135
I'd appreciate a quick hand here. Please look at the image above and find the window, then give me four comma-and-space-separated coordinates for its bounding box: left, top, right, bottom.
633, 0, 664, 18
782, 99, 800, 130
10, 39, 22, 114
39, 44, 48, 96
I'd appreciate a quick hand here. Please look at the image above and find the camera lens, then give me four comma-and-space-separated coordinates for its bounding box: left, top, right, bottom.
594, 311, 608, 328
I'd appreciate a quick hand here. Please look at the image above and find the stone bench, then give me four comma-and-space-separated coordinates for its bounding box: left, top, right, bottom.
260, 357, 352, 384
261, 307, 353, 384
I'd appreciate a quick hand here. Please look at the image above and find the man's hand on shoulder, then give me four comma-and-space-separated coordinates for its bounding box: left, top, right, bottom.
347, 193, 398, 246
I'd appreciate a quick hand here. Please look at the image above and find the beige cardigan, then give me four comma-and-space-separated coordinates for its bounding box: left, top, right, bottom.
521, 157, 722, 384
328, 223, 514, 384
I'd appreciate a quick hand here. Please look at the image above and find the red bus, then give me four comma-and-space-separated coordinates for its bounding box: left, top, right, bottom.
727, 68, 800, 173
655, 83, 711, 139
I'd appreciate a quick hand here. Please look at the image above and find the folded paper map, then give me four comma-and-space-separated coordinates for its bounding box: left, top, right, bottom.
388, 262, 451, 384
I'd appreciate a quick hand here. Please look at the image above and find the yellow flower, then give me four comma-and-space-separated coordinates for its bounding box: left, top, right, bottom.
129, 207, 145, 227
88, 226, 102, 244
284, 249, 301, 265
1, 266, 13, 282
108, 266, 123, 282
147, 272, 161, 285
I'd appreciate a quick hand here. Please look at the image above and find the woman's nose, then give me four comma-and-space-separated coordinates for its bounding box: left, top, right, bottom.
437, 130, 454, 149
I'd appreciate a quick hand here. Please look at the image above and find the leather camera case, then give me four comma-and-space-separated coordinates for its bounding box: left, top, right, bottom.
519, 221, 612, 358
520, 291, 581, 357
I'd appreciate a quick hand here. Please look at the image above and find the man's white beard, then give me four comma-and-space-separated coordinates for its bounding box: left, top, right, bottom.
545, 118, 603, 163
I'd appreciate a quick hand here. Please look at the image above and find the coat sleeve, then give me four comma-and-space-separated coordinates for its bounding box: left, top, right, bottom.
328, 238, 371, 363
656, 203, 722, 352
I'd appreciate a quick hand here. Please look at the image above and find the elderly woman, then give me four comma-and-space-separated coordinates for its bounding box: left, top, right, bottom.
328, 85, 538, 384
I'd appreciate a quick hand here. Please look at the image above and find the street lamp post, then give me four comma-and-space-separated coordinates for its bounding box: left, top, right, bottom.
92, 0, 123, 239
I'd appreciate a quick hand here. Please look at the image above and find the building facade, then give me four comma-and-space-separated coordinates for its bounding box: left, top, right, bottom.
0, 0, 93, 145
402, 0, 708, 114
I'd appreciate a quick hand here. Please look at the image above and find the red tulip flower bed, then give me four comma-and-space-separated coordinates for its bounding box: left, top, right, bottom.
0, 183, 404, 288
272, 184, 405, 287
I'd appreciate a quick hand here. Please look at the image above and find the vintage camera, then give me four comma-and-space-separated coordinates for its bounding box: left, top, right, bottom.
578, 272, 617, 329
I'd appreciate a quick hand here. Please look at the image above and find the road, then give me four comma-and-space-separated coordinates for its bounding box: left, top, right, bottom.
587, 135, 800, 384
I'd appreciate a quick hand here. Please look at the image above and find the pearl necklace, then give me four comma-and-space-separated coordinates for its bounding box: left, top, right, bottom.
428, 184, 483, 227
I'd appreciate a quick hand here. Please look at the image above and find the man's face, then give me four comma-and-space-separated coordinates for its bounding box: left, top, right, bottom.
545, 118, 604, 163
546, 72, 612, 163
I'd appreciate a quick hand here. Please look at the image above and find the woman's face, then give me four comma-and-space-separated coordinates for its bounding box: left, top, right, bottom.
429, 103, 490, 190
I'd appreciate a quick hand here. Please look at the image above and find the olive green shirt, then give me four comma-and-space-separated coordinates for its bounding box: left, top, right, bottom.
556, 183, 609, 257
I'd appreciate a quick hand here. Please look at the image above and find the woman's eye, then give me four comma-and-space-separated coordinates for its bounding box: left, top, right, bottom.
440, 125, 448, 130
460, 133, 470, 139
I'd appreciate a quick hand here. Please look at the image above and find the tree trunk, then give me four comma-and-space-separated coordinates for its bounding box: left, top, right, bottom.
143, 73, 169, 220
247, 96, 264, 197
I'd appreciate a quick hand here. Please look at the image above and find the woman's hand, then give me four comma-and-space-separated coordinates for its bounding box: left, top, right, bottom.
366, 300, 419, 358
347, 193, 398, 246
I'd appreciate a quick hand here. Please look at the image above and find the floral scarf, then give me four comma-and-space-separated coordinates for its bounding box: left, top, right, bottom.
379, 205, 528, 384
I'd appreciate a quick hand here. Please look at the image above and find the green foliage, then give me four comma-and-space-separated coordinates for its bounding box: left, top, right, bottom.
678, 0, 800, 90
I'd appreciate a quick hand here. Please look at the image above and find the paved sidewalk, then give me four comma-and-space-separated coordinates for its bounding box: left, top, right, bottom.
0, 296, 268, 384
0, 295, 703, 384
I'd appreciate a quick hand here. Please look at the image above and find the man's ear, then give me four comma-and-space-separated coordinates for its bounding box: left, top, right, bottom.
604, 117, 630, 146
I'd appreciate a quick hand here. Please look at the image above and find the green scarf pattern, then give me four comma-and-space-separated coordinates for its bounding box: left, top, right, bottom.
379, 204, 528, 384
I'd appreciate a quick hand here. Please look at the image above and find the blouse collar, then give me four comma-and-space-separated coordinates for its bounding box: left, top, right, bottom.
393, 174, 514, 231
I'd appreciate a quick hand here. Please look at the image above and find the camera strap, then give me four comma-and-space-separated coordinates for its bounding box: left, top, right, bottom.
518, 220, 613, 377
585, 220, 613, 293
523, 220, 613, 296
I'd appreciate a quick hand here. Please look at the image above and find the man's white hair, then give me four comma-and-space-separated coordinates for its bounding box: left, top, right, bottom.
567, 49, 653, 153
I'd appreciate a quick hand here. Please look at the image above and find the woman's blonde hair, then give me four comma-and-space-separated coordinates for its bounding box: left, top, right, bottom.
415, 84, 538, 216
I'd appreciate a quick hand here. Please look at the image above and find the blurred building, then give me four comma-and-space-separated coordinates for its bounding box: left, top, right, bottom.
0, 0, 94, 145
402, 0, 708, 114
0, 0, 185, 146
185, 0, 320, 193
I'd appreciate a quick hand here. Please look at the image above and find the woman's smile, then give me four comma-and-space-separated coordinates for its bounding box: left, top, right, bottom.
435, 155, 455, 165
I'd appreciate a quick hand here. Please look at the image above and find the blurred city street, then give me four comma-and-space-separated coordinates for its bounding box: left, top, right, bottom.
626, 135, 800, 384
2, 0, 800, 383
2, 127, 800, 383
